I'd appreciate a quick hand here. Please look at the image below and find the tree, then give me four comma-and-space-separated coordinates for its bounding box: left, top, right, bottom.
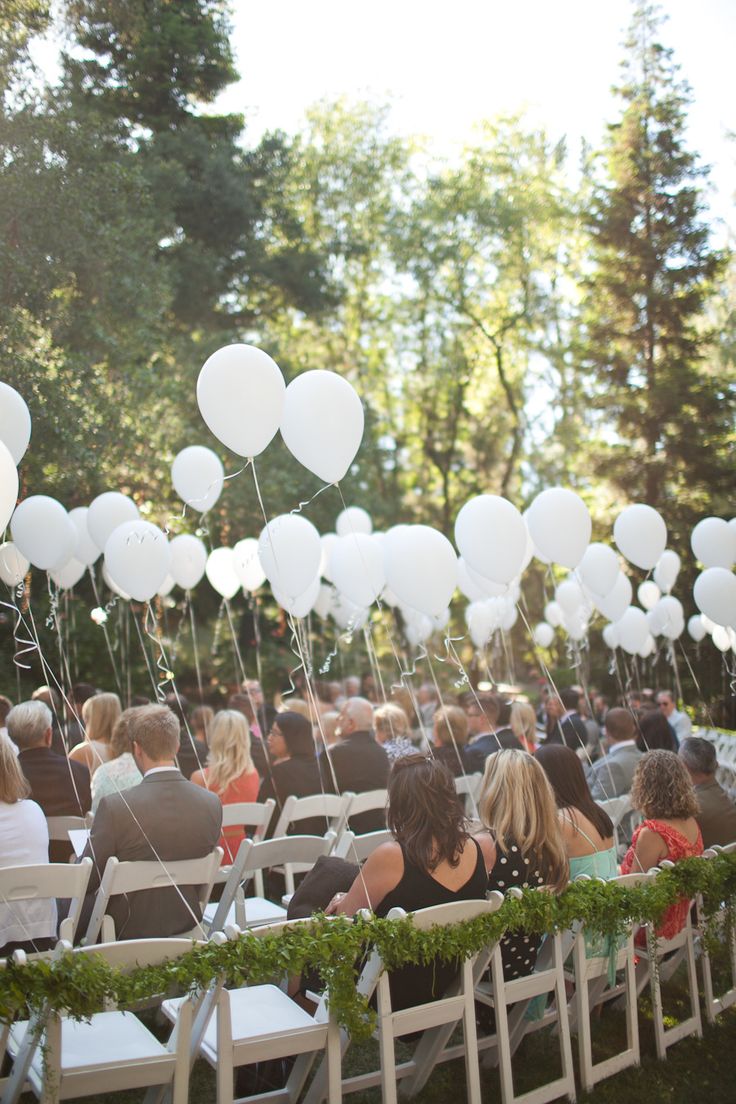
581, 2, 733, 537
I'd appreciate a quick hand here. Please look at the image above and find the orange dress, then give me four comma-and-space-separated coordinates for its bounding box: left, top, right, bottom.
195, 768, 260, 864
621, 818, 703, 941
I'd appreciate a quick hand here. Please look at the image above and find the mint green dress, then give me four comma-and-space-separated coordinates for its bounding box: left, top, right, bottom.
569, 833, 619, 984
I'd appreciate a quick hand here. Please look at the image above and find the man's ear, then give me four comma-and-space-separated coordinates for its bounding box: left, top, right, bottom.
44, 727, 53, 748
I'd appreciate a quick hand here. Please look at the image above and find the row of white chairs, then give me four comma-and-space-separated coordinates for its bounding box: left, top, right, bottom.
3, 850, 735, 1104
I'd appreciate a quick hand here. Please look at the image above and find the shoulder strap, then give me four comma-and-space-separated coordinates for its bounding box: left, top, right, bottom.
561, 811, 600, 851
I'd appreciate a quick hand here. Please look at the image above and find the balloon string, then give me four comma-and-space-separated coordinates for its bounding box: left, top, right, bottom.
87, 566, 124, 698
187, 590, 205, 704
676, 639, 721, 731
132, 604, 163, 700
162, 461, 248, 535
2, 582, 36, 671
289, 480, 336, 516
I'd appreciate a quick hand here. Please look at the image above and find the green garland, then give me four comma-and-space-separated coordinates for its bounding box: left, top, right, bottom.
1, 854, 735, 1042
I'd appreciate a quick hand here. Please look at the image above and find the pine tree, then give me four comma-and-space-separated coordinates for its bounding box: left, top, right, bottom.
582, 2, 732, 533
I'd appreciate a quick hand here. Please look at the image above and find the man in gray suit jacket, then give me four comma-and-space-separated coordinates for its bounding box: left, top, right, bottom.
80, 704, 222, 940
586, 708, 643, 801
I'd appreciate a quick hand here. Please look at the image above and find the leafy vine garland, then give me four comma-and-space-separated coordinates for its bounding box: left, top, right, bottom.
1, 853, 734, 1041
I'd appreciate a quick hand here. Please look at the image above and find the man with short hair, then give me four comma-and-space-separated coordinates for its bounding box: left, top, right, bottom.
9, 700, 91, 861
31, 685, 66, 755
320, 696, 389, 832
656, 690, 691, 745
464, 693, 523, 772
586, 708, 642, 801
545, 687, 589, 751
679, 737, 736, 848
79, 704, 222, 940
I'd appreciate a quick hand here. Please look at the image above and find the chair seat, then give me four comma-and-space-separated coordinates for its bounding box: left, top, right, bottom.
203, 896, 288, 929
10, 1010, 170, 1072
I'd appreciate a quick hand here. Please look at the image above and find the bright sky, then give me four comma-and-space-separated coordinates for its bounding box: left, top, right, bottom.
219, 0, 735, 231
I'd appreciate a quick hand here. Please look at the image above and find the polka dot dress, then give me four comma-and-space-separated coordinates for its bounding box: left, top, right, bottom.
487, 840, 545, 980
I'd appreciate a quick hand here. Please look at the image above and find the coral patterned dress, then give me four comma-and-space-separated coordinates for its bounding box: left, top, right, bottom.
621, 818, 703, 940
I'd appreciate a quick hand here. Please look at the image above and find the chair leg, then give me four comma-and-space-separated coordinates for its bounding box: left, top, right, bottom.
461, 961, 482, 1104
491, 951, 515, 1104
648, 946, 667, 1061
624, 940, 640, 1068
573, 948, 593, 1093
325, 1016, 342, 1104
685, 930, 703, 1041
377, 975, 398, 1104
215, 992, 234, 1104
39, 1014, 61, 1104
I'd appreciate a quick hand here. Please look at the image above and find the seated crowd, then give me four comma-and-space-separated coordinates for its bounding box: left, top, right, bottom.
0, 672, 733, 996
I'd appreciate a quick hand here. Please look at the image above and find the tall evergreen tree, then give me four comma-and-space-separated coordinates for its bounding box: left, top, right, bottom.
581, 2, 733, 534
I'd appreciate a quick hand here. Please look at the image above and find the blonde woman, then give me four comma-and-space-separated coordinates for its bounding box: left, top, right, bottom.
68, 692, 121, 776
479, 749, 569, 980
432, 704, 470, 777
191, 710, 259, 862
374, 703, 415, 762
90, 707, 144, 813
510, 701, 539, 754
0, 739, 56, 955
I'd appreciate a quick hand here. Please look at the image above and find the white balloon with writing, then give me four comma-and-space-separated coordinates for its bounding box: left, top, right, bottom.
197, 344, 285, 457
104, 520, 171, 603
233, 537, 266, 592
171, 445, 224, 513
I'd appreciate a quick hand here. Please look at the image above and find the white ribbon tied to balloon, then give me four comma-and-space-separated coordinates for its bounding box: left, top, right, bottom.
280, 370, 365, 484
104, 520, 171, 602
171, 445, 224, 514
258, 514, 322, 601
383, 524, 458, 619
197, 344, 285, 458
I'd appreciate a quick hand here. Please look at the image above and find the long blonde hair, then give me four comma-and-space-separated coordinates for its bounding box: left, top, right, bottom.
479, 749, 569, 892
510, 702, 538, 753
0, 738, 30, 803
206, 710, 254, 793
82, 692, 121, 744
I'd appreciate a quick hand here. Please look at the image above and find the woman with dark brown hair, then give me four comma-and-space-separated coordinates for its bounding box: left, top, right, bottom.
325, 754, 495, 1007
535, 743, 616, 880
635, 709, 678, 753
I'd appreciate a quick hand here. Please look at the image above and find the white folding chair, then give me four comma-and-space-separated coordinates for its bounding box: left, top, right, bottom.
271, 793, 350, 841
46, 815, 93, 862
334, 829, 393, 862
204, 834, 335, 933
0, 859, 93, 952
161, 920, 342, 1104
83, 848, 223, 944
212, 800, 276, 888
454, 773, 482, 818
342, 789, 388, 833
2, 937, 212, 1104
697, 843, 736, 1023
597, 795, 639, 859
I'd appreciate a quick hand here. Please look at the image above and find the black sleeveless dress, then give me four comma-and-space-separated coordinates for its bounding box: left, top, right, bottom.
375, 839, 489, 1010
487, 838, 545, 980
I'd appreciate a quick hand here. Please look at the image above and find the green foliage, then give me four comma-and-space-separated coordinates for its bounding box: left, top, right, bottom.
2, 854, 734, 1041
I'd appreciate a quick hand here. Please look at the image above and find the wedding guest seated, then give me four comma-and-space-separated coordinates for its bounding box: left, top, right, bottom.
586, 707, 642, 800
463, 692, 523, 773
635, 708, 678, 753
0, 739, 56, 957
535, 744, 616, 879
510, 701, 539, 754
192, 710, 260, 861
258, 711, 325, 836
479, 750, 568, 980
679, 737, 736, 848
544, 687, 588, 751
0, 694, 15, 753
68, 691, 121, 776
621, 751, 703, 940
191, 704, 214, 747
325, 755, 495, 1008
79, 704, 222, 940
64, 682, 96, 749
655, 689, 692, 745
90, 707, 144, 814
319, 697, 389, 832
164, 692, 206, 780
316, 711, 340, 753
374, 703, 415, 762
431, 704, 471, 777
9, 700, 91, 861
229, 692, 269, 777
32, 684, 65, 756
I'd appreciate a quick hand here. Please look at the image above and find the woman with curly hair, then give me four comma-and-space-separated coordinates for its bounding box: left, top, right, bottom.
621, 750, 703, 939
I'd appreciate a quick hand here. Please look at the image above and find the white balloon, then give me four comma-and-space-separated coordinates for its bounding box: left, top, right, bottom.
330, 590, 369, 631
102, 563, 131, 600
404, 609, 435, 647
280, 370, 364, 483
49, 557, 86, 590
613, 504, 667, 570
273, 574, 320, 618
233, 537, 266, 592
87, 492, 139, 551
637, 580, 661, 611
171, 445, 224, 514
69, 507, 100, 567
157, 574, 176, 597
524, 508, 551, 565
454, 494, 527, 585
578, 543, 619, 597
330, 532, 385, 608
526, 488, 591, 568
197, 344, 285, 458
314, 583, 334, 620
544, 600, 564, 628
11, 496, 73, 570
555, 577, 587, 616
258, 515, 321, 600
565, 612, 589, 642
691, 517, 736, 570
0, 542, 28, 586
104, 521, 171, 603
616, 606, 651, 654
170, 534, 208, 590
648, 595, 684, 638
464, 561, 507, 597
465, 600, 495, 649
712, 625, 731, 653
205, 547, 241, 600
653, 549, 681, 595
638, 634, 656, 659
501, 598, 518, 632
457, 557, 491, 602
383, 525, 458, 618
0, 382, 31, 464
602, 623, 619, 649
694, 568, 736, 629
533, 621, 554, 648
520, 525, 534, 572
590, 571, 632, 623
701, 614, 717, 634
0, 439, 18, 534
687, 614, 706, 643
320, 533, 337, 581
336, 506, 372, 537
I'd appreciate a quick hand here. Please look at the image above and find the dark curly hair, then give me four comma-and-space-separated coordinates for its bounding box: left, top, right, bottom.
630, 750, 699, 820
387, 754, 468, 871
